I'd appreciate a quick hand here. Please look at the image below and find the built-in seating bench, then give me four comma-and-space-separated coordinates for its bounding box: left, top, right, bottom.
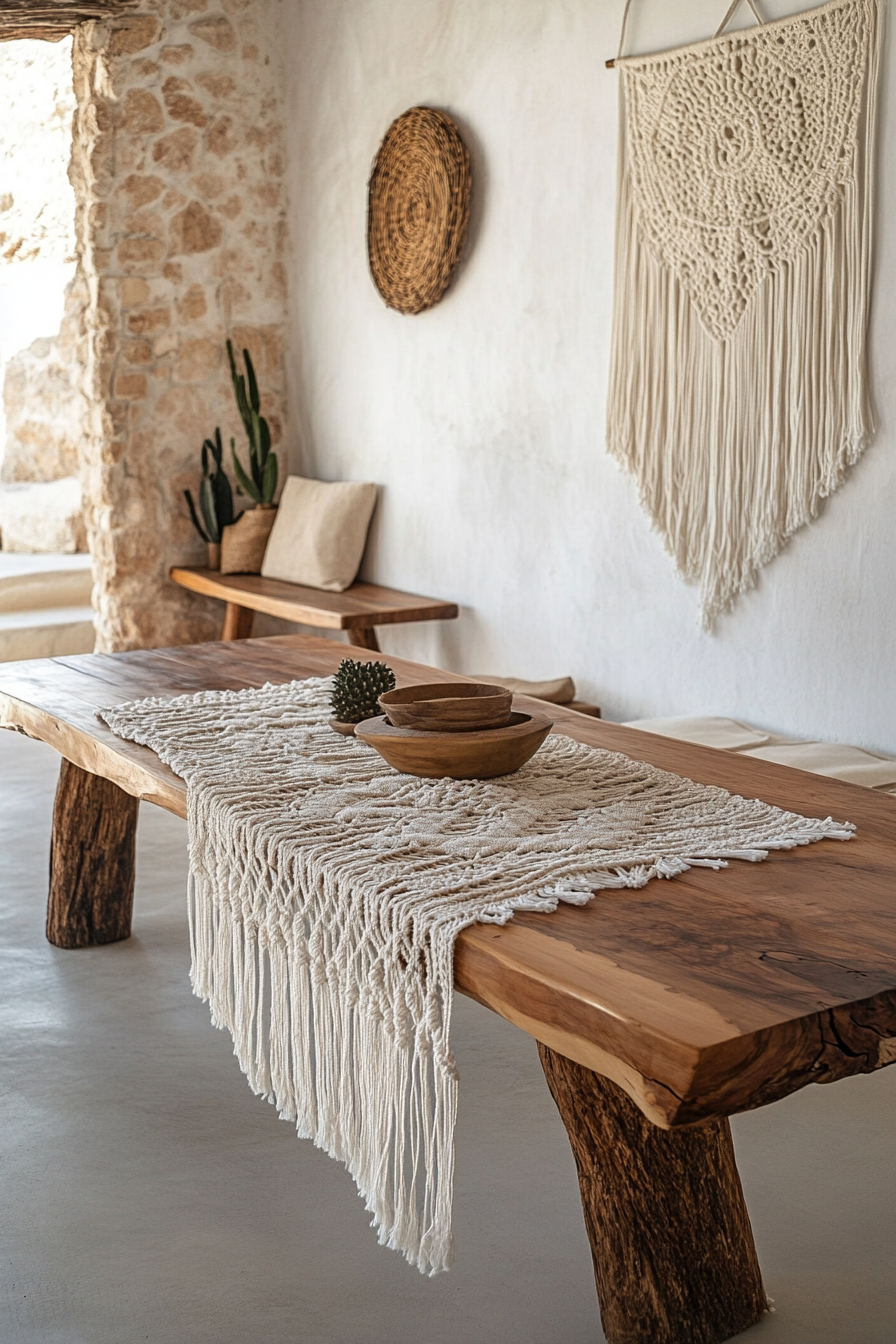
170, 567, 459, 652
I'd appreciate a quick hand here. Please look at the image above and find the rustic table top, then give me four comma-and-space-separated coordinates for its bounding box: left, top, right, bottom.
1, 633, 893, 1129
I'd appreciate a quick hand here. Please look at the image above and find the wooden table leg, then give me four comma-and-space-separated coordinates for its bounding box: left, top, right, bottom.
46, 760, 139, 949
221, 602, 254, 640
538, 1043, 767, 1344
348, 626, 380, 651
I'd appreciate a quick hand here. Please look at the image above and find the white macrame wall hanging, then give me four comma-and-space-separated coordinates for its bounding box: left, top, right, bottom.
606, 0, 883, 625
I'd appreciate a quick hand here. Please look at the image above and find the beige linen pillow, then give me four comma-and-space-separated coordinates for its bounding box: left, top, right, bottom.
261, 476, 378, 592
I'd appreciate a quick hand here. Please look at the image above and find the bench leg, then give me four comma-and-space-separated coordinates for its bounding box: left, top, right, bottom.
222, 602, 254, 640
47, 760, 139, 949
348, 627, 380, 651
538, 1043, 767, 1344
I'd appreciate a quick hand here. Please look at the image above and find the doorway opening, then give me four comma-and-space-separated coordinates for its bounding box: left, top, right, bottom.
0, 35, 93, 659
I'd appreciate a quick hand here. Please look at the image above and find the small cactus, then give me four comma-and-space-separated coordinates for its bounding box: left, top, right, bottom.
330, 658, 396, 724
184, 427, 241, 543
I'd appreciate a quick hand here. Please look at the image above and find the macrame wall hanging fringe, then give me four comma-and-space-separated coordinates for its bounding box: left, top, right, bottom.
606, 0, 882, 626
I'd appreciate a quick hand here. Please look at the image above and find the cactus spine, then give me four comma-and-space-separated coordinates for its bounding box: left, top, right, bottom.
330, 659, 396, 724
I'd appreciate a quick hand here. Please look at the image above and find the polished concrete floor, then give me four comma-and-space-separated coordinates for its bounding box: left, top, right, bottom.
1, 728, 894, 1344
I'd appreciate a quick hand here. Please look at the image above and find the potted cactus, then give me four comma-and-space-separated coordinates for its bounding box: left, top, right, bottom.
184, 428, 241, 570
329, 658, 396, 735
219, 340, 279, 573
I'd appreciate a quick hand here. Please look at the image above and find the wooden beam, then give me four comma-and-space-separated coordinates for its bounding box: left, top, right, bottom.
0, 1, 137, 42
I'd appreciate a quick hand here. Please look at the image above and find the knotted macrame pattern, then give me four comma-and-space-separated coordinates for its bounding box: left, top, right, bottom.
608, 0, 882, 624
102, 678, 852, 1274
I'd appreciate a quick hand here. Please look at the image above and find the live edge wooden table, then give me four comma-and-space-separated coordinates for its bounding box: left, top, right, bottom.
1, 635, 894, 1344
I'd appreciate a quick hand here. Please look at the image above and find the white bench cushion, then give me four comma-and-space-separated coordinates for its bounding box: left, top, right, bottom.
623, 714, 896, 793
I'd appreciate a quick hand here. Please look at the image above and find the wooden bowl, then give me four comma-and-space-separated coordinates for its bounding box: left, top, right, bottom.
378, 682, 513, 732
328, 717, 357, 737
355, 712, 552, 779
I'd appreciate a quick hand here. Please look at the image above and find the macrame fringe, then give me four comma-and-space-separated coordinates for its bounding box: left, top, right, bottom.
607, 0, 882, 627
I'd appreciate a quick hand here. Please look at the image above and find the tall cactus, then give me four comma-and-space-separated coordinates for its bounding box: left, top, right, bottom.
227, 339, 278, 505
185, 427, 241, 543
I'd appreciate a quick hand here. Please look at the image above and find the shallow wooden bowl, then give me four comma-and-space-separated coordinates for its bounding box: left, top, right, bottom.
378, 681, 513, 732
328, 717, 357, 737
355, 712, 552, 779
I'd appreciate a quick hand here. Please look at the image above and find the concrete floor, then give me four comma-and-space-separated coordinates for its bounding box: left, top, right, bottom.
1, 729, 894, 1344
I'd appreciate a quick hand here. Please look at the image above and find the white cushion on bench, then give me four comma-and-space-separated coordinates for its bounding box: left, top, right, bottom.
623, 714, 896, 793
741, 741, 896, 790
623, 715, 775, 751
472, 674, 576, 705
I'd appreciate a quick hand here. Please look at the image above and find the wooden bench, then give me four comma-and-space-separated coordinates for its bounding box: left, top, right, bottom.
170, 566, 458, 651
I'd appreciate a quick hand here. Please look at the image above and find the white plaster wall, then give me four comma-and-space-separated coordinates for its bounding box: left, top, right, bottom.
278, 0, 896, 752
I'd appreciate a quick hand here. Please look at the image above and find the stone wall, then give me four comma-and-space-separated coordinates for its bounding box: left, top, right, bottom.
70, 0, 289, 649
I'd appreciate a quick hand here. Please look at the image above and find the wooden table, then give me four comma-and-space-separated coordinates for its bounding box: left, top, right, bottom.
1, 634, 894, 1344
170, 566, 459, 649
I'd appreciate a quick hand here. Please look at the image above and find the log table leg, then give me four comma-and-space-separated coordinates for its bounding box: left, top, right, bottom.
348, 626, 380, 651
538, 1044, 767, 1344
221, 602, 254, 640
46, 760, 139, 949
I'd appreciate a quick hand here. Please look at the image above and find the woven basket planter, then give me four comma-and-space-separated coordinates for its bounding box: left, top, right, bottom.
367, 106, 471, 315
220, 506, 277, 575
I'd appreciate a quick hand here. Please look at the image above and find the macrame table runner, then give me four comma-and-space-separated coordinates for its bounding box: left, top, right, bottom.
102, 678, 852, 1274
607, 0, 882, 625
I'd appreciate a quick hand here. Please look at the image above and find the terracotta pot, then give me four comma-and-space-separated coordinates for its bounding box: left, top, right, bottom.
220, 505, 277, 574
206, 542, 221, 571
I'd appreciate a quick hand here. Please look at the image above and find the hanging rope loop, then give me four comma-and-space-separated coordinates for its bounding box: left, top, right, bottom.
607, 0, 766, 68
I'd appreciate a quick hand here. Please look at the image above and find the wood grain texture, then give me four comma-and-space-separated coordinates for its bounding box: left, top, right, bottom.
170, 567, 458, 632
539, 1044, 767, 1344
0, 0, 136, 41
379, 681, 513, 731
378, 682, 510, 736
355, 711, 552, 779
1, 635, 894, 1125
221, 602, 254, 641
568, 700, 602, 718
347, 626, 380, 651
47, 759, 139, 949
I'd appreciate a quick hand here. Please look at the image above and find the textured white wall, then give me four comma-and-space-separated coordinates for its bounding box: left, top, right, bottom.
278, 0, 896, 751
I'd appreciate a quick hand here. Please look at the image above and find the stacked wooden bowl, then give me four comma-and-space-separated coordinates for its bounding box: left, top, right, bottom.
355, 682, 551, 780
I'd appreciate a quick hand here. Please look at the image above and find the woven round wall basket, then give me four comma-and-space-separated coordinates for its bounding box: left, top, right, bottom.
367, 106, 472, 316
